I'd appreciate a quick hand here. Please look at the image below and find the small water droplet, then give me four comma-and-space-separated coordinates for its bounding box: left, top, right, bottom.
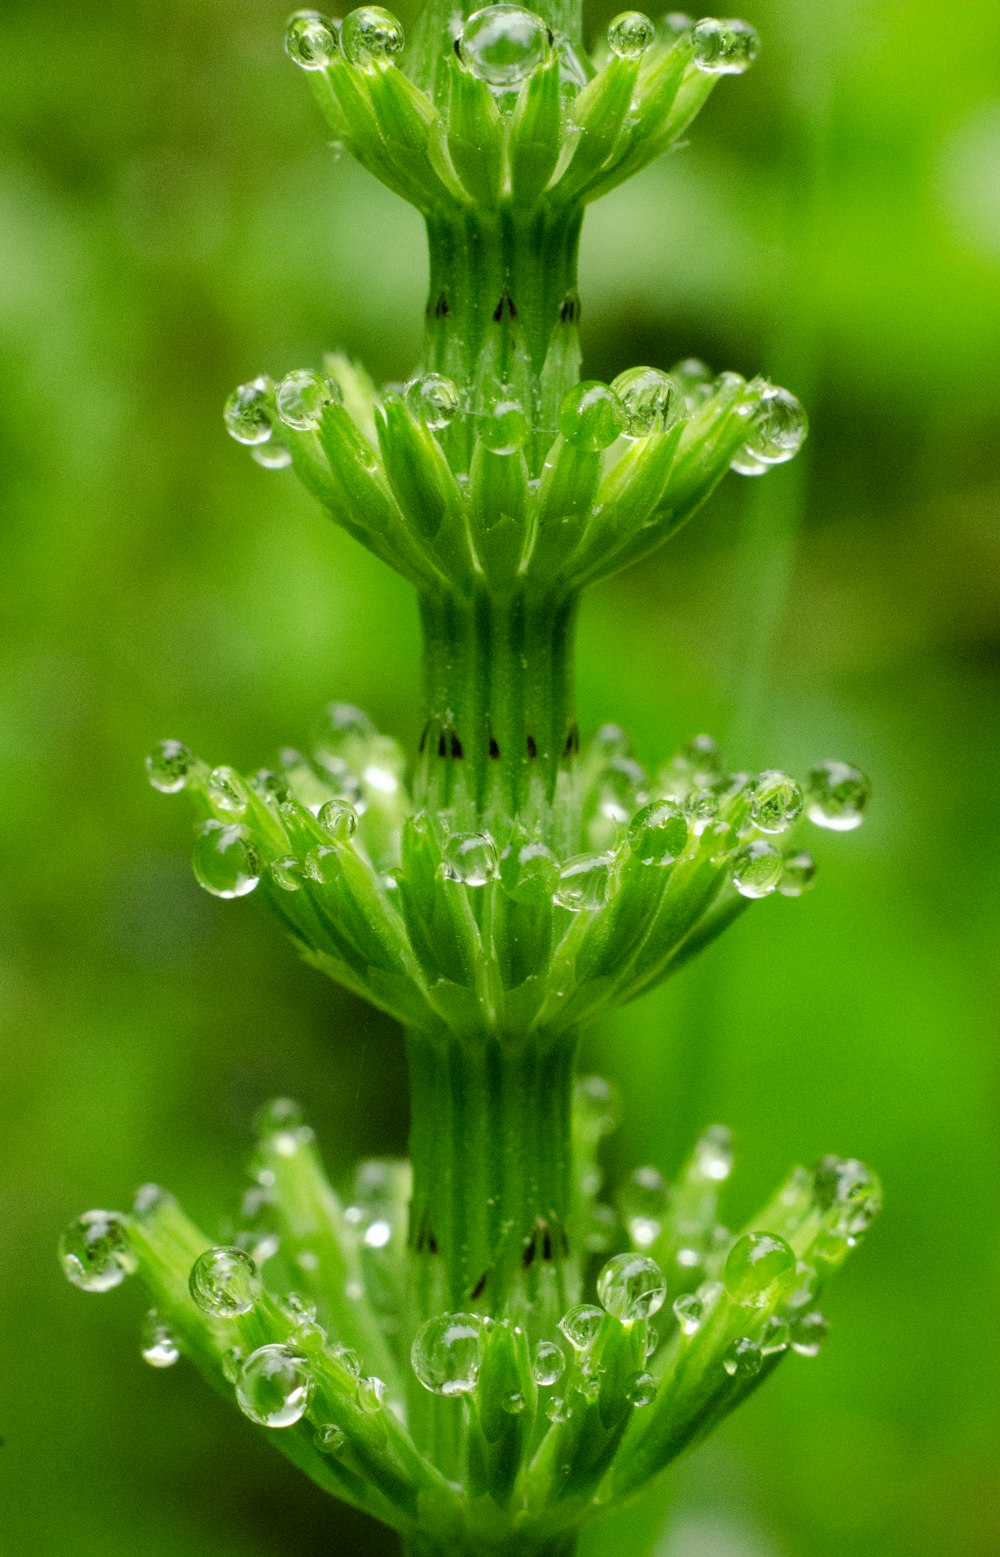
440, 831, 499, 886
611, 367, 682, 437
132, 1183, 176, 1221
671, 356, 713, 405
253, 768, 292, 805
682, 786, 720, 833
546, 1394, 571, 1423
276, 368, 341, 430
331, 1343, 362, 1378
695, 1125, 733, 1182
502, 1389, 526, 1414
554, 852, 613, 911
405, 373, 460, 430
692, 16, 758, 75
731, 838, 783, 898
189, 1247, 261, 1317
313, 702, 375, 764
742, 383, 807, 463
532, 1339, 566, 1386
257, 1097, 305, 1138
724, 1233, 795, 1310
813, 1155, 882, 1238
236, 1344, 312, 1427
192, 820, 261, 899
625, 1370, 657, 1407
779, 850, 815, 897
625, 800, 689, 867
500, 832, 560, 901
790, 1310, 828, 1357
141, 1309, 179, 1368
206, 765, 250, 818
574, 1074, 621, 1140
597, 1252, 667, 1323
805, 760, 870, 832
760, 1315, 790, 1355
621, 1165, 669, 1248
252, 431, 293, 469
607, 10, 655, 59
672, 1293, 704, 1335
747, 770, 803, 834
478, 395, 529, 454
146, 739, 195, 794
224, 377, 274, 445
270, 854, 306, 891
315, 1422, 346, 1455
318, 798, 359, 840
411, 1314, 484, 1396
286, 11, 338, 70
341, 6, 405, 69
459, 4, 550, 88
722, 1335, 763, 1378
60, 1210, 136, 1293
558, 1304, 604, 1352
558, 381, 625, 451
357, 1374, 388, 1412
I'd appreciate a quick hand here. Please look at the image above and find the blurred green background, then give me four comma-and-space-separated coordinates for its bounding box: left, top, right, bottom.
2, 1, 999, 1553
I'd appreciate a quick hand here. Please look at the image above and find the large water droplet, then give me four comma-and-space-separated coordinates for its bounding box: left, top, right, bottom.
440, 831, 499, 887
597, 1252, 667, 1323
747, 770, 803, 834
460, 5, 550, 88
189, 1247, 261, 1317
532, 1339, 566, 1386
60, 1210, 136, 1292
790, 1310, 828, 1357
145, 739, 195, 794
558, 381, 625, 451
805, 760, 870, 832
730, 838, 783, 898
192, 820, 261, 899
236, 1344, 312, 1427
672, 1293, 704, 1335
723, 1232, 795, 1310
554, 852, 613, 911
722, 1335, 763, 1378
405, 373, 460, 431
276, 369, 340, 430
318, 798, 359, 840
141, 1309, 180, 1368
778, 851, 815, 897
558, 1304, 604, 1351
692, 17, 758, 75
621, 1165, 669, 1248
695, 1124, 733, 1181
224, 377, 273, 445
411, 1313, 484, 1395
743, 384, 806, 464
286, 11, 338, 70
607, 10, 655, 59
341, 6, 405, 69
612, 367, 682, 437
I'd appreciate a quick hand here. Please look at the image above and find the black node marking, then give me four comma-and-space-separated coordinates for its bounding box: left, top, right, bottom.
418, 720, 429, 754
559, 295, 578, 324
521, 1239, 536, 1269
562, 721, 580, 757
541, 1226, 553, 1262
470, 1271, 488, 1300
437, 730, 448, 758
434, 290, 450, 318
526, 733, 538, 759
492, 290, 517, 322
450, 730, 464, 759
489, 736, 500, 759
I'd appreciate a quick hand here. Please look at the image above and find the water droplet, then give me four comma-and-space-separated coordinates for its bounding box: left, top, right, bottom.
224, 377, 274, 445
341, 6, 405, 69
790, 1310, 828, 1357
317, 798, 359, 840
730, 838, 783, 898
691, 16, 758, 75
500, 833, 560, 901
331, 1343, 362, 1378
546, 1394, 571, 1423
315, 1423, 346, 1455
658, 732, 723, 797
779, 851, 815, 897
597, 1252, 667, 1323
682, 786, 720, 833
357, 1374, 388, 1412
132, 1183, 176, 1221
723, 1233, 795, 1310
621, 1165, 669, 1248
313, 702, 375, 764
411, 1314, 484, 1396
252, 431, 293, 469
813, 1155, 882, 1239
270, 854, 305, 891
672, 356, 713, 405
60, 1210, 136, 1293
236, 1344, 312, 1427
611, 367, 682, 437
141, 1310, 179, 1368
478, 395, 529, 454
440, 831, 499, 886
743, 383, 807, 463
502, 1389, 526, 1414
286, 11, 338, 70
577, 1358, 601, 1401
554, 852, 614, 911
574, 1074, 621, 1141
532, 1340, 566, 1386
625, 1370, 657, 1407
146, 739, 195, 794
558, 381, 625, 451
760, 1315, 790, 1355
257, 1096, 305, 1137
722, 1336, 763, 1378
276, 368, 340, 430
805, 760, 870, 832
222, 1346, 245, 1383
559, 1304, 604, 1352
192, 820, 261, 899
189, 1247, 261, 1317
607, 10, 655, 59
459, 5, 550, 88
405, 373, 460, 431
585, 1201, 617, 1254
695, 1125, 733, 1182
747, 770, 803, 835
253, 768, 292, 805
206, 765, 250, 818
672, 1293, 704, 1335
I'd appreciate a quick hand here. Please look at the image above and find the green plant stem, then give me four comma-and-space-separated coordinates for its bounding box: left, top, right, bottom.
403, 1536, 578, 1557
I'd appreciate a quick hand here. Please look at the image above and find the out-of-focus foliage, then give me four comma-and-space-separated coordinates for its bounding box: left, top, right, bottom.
1, 1, 997, 1554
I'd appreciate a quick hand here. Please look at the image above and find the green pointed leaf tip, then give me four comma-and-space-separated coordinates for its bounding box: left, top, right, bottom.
60, 1103, 878, 1540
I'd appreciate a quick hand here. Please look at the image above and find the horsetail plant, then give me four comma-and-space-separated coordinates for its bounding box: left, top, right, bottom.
61, 6, 880, 1554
